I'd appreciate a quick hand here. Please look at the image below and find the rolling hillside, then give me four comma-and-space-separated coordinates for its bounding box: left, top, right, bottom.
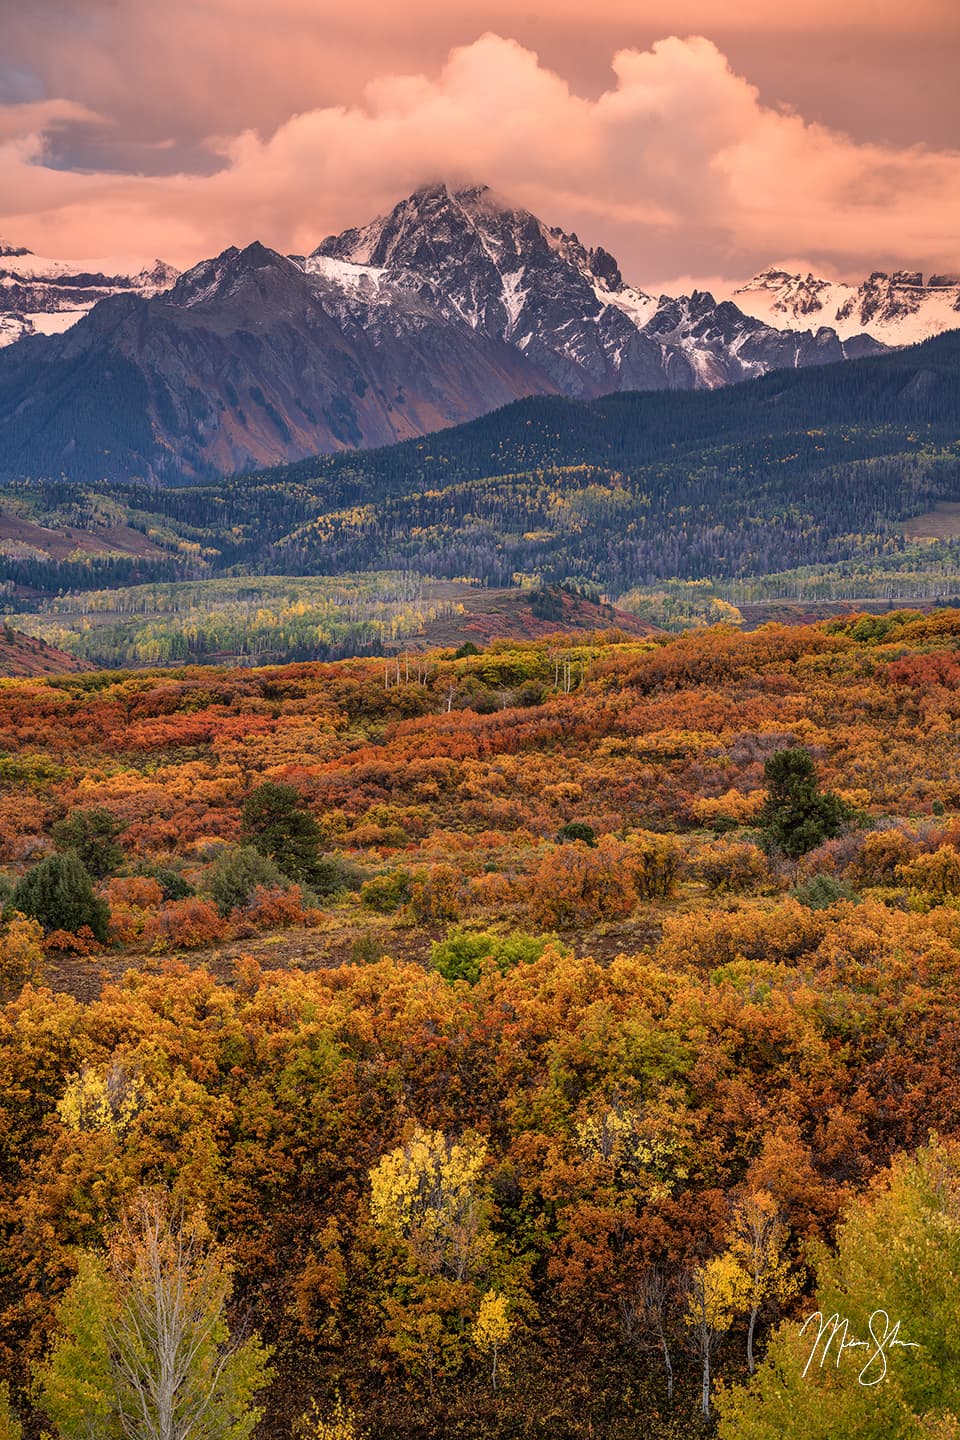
0, 332, 957, 623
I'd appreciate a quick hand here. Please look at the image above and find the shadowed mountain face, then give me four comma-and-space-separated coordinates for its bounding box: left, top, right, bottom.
0, 184, 887, 482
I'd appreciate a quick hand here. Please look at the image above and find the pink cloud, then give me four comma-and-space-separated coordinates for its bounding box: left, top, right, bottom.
1, 34, 958, 286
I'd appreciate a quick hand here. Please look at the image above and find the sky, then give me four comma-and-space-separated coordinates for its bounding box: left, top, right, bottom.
0, 0, 958, 290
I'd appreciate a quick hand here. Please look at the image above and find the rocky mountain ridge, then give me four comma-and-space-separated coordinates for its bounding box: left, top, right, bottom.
733, 266, 960, 346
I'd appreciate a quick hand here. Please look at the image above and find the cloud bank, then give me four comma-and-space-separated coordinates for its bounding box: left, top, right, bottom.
1, 33, 958, 286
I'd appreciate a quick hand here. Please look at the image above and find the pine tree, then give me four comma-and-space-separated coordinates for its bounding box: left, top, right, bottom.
12, 853, 109, 940
240, 782, 322, 885
759, 747, 852, 859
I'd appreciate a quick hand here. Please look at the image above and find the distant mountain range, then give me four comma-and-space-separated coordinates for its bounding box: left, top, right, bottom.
0, 183, 956, 481
0, 243, 178, 347
732, 267, 960, 347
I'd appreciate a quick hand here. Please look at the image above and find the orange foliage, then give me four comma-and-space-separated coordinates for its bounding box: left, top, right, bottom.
695, 838, 770, 894
143, 898, 227, 952
242, 885, 307, 930
410, 864, 465, 922
525, 838, 638, 929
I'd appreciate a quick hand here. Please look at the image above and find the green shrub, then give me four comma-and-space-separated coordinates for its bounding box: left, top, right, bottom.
312, 855, 364, 897
556, 821, 597, 847
12, 853, 109, 940
241, 781, 323, 885
350, 933, 384, 964
361, 868, 413, 913
431, 928, 564, 985
135, 863, 193, 901
791, 873, 858, 911
52, 806, 126, 879
207, 845, 288, 916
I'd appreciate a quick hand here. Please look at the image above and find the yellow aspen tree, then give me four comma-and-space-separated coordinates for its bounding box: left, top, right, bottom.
728, 1189, 799, 1374
472, 1291, 512, 1392
56, 1062, 147, 1137
35, 1190, 273, 1440
684, 1254, 752, 1422
716, 1139, 960, 1439
300, 1395, 366, 1440
369, 1125, 488, 1280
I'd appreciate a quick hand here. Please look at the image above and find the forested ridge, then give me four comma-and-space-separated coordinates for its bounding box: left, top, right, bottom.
2, 615, 960, 1435
1, 333, 959, 616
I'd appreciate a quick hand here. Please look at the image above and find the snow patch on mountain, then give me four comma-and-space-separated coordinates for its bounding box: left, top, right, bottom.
732, 267, 960, 345
301, 253, 389, 299
0, 243, 179, 347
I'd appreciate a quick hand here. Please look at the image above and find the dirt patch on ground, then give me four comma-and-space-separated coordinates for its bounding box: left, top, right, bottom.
900, 502, 960, 541
39, 906, 668, 1004
0, 627, 92, 676
0, 512, 168, 561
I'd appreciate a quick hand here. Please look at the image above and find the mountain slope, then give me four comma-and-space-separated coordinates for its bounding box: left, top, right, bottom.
0, 240, 559, 481
216, 328, 960, 591
7, 328, 950, 585
1, 332, 958, 614
0, 185, 886, 482
0, 625, 91, 676
256, 325, 960, 496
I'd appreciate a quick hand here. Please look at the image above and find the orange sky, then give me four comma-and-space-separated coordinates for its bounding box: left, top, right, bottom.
0, 0, 958, 286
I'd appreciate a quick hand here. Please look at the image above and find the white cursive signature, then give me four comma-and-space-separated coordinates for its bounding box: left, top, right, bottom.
799, 1310, 920, 1386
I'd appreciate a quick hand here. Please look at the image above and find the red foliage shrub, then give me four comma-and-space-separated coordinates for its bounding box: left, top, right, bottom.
144, 898, 226, 951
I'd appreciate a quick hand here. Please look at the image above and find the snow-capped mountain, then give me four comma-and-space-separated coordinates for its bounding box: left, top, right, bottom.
0, 184, 888, 481
308, 184, 876, 394
0, 243, 179, 347
732, 267, 960, 346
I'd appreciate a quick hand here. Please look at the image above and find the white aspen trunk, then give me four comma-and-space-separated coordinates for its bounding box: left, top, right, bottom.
661, 1333, 674, 1403
701, 1343, 711, 1421
747, 1302, 759, 1374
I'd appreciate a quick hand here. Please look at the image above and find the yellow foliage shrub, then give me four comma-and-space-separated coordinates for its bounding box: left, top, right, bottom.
696, 839, 770, 894
658, 900, 826, 970
623, 830, 682, 901
897, 845, 960, 901
692, 789, 765, 828
410, 865, 464, 922
0, 914, 45, 987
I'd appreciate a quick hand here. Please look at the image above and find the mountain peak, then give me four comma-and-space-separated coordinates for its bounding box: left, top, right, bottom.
238, 240, 289, 268
310, 181, 651, 365
169, 242, 304, 310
